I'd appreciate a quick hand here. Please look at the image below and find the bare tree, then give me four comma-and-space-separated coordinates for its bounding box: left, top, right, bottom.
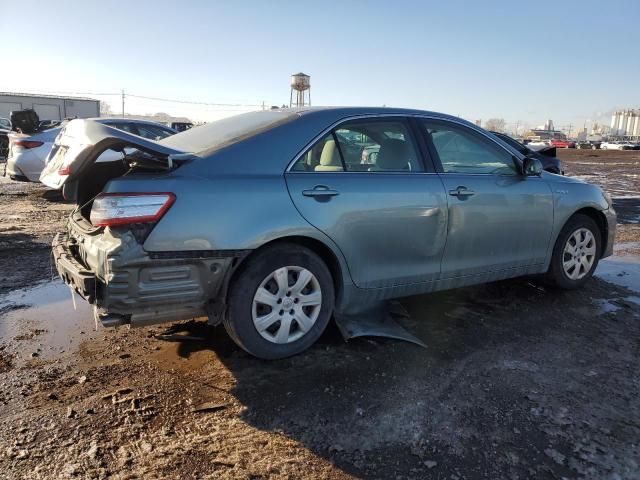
484, 118, 506, 132
99, 101, 112, 116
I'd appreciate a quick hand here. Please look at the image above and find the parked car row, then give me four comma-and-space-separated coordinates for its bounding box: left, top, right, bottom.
600, 141, 640, 150
45, 107, 616, 359
576, 141, 602, 150
489, 131, 563, 174
522, 138, 640, 151
4, 110, 178, 182
550, 138, 576, 149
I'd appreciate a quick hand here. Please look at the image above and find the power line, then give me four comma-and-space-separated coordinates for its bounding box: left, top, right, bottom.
126, 93, 263, 108
1, 89, 266, 108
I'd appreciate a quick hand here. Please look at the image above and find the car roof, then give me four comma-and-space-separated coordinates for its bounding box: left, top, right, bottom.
168, 106, 523, 177
281, 105, 461, 121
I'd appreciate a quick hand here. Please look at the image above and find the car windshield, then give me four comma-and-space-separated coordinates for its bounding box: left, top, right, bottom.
0, 118, 10, 129
159, 110, 298, 154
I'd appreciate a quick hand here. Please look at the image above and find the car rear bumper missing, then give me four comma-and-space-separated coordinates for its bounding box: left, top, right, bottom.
53, 232, 99, 302
52, 225, 249, 328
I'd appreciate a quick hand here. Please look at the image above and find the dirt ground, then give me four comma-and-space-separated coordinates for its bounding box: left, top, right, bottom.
0, 149, 639, 479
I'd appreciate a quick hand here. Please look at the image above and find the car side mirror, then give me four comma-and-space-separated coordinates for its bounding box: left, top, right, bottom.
522, 156, 543, 176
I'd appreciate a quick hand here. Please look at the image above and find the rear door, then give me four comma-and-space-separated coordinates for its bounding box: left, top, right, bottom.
285, 116, 448, 289
417, 118, 554, 278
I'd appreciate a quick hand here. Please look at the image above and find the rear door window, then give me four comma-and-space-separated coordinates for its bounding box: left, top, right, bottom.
291, 118, 423, 173
334, 120, 422, 172
291, 133, 342, 172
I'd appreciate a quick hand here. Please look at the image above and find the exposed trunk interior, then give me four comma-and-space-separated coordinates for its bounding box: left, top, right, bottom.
67, 151, 184, 221
69, 161, 130, 218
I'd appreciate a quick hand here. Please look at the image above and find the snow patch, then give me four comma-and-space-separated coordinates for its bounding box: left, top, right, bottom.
595, 256, 640, 293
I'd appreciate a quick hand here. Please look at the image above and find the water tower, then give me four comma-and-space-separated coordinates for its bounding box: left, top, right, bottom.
290, 72, 311, 108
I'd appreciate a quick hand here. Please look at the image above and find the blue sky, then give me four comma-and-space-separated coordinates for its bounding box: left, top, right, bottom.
2, 0, 639, 130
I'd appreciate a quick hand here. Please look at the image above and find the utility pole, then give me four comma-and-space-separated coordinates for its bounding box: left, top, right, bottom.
121, 89, 125, 118
262, 100, 265, 111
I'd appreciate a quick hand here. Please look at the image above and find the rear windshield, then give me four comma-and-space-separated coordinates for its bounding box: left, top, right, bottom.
158, 110, 298, 155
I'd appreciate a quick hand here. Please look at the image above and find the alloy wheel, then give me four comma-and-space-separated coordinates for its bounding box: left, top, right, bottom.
562, 228, 596, 280
252, 266, 322, 344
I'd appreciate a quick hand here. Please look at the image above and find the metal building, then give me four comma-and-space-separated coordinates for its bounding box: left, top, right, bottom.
0, 92, 100, 122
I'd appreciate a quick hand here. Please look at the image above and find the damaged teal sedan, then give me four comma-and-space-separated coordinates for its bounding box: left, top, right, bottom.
42, 107, 616, 359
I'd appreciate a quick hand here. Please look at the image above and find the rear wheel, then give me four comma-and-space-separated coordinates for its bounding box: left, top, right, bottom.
546, 214, 601, 289
224, 244, 334, 359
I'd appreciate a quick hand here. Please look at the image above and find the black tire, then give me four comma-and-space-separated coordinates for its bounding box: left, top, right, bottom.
546, 214, 601, 289
224, 243, 335, 359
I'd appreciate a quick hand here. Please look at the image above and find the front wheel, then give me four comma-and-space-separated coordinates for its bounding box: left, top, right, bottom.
224, 244, 335, 359
546, 214, 601, 289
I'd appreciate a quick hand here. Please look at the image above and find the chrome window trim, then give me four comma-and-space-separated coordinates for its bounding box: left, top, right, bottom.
285, 113, 525, 174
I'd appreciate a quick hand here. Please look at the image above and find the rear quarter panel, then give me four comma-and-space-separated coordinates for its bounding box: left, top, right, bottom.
102, 172, 355, 287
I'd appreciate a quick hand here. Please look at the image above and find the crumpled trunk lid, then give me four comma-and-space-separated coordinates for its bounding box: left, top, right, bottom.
40, 119, 186, 190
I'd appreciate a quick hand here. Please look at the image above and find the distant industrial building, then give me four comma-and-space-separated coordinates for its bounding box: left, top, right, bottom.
610, 110, 640, 138
0, 92, 100, 121
524, 119, 567, 141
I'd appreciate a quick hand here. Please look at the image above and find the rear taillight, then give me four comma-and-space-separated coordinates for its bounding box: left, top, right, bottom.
11, 139, 44, 149
90, 193, 175, 227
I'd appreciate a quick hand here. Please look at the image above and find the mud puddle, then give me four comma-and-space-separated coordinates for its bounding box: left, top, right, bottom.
0, 279, 97, 363
613, 197, 640, 224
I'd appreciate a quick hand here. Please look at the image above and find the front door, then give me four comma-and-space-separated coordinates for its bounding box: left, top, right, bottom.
285, 117, 448, 289
417, 119, 554, 278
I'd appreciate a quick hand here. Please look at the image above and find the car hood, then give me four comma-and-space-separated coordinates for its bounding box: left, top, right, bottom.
40, 119, 186, 189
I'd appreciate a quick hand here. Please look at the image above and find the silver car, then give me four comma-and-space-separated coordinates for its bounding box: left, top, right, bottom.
44, 107, 616, 359
6, 118, 177, 182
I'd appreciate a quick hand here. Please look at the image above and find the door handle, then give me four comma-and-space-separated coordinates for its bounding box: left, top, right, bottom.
448, 186, 475, 198
302, 185, 340, 197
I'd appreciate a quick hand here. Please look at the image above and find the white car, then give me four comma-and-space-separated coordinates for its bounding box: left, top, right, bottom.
600, 141, 635, 151
6, 118, 177, 182
524, 141, 550, 151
